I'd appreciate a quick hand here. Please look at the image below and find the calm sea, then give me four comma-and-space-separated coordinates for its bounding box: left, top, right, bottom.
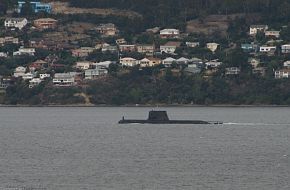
0, 107, 289, 190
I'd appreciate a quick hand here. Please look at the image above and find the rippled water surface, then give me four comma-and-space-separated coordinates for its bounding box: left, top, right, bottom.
0, 107, 289, 190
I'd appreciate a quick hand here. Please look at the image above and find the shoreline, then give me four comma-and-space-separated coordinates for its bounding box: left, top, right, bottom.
1, 104, 290, 108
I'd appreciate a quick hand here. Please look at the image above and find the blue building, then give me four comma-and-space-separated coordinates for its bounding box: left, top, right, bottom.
17, 1, 52, 14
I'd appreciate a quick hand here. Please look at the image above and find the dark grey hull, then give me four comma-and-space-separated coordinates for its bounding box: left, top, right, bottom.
119, 119, 222, 125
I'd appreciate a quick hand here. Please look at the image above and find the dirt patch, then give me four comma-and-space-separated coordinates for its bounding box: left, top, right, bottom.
50, 1, 142, 19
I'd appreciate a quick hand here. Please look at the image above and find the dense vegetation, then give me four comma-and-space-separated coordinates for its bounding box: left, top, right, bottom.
69, 0, 290, 27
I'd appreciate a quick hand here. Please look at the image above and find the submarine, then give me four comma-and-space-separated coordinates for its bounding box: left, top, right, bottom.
119, 110, 223, 124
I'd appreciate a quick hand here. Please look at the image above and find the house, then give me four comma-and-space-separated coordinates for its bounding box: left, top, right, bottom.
29, 60, 47, 71
159, 29, 180, 39
184, 67, 201, 75
72, 47, 94, 57
0, 77, 13, 89
136, 44, 155, 56
265, 30, 280, 38
53, 73, 76, 86
146, 27, 160, 34
0, 52, 8, 57
120, 57, 138, 67
205, 59, 222, 69
248, 58, 260, 68
0, 37, 19, 46
39, 73, 51, 80
29, 78, 42, 88
119, 44, 136, 52
116, 38, 127, 45
75, 61, 93, 70
101, 45, 118, 53
4, 18, 28, 30
241, 43, 256, 52
93, 61, 113, 68
162, 57, 176, 67
186, 42, 199, 48
13, 66, 26, 77
22, 72, 36, 80
281, 44, 290, 54
283, 61, 290, 68
95, 23, 118, 36
85, 67, 108, 80
176, 57, 190, 65
249, 25, 269, 35
13, 47, 35, 56
252, 67, 267, 76
275, 69, 290, 79
160, 41, 181, 54
225, 67, 241, 75
206, 43, 219, 52
33, 18, 57, 30
17, 1, 52, 13
259, 46, 276, 53
139, 57, 161, 67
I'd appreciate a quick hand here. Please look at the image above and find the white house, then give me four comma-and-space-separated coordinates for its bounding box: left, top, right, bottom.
53, 73, 76, 86
160, 29, 180, 39
13, 47, 36, 56
14, 66, 26, 77
93, 61, 112, 68
176, 57, 190, 65
29, 78, 42, 88
85, 68, 108, 80
162, 57, 176, 67
281, 44, 290, 54
225, 67, 241, 75
0, 52, 8, 57
275, 69, 290, 79
120, 57, 138, 67
186, 42, 200, 48
22, 72, 36, 80
283, 61, 290, 68
39, 73, 51, 80
206, 43, 219, 52
248, 58, 260, 68
259, 46, 276, 53
249, 25, 269, 35
160, 41, 181, 54
205, 59, 222, 69
265, 30, 280, 38
4, 18, 28, 30
75, 61, 93, 70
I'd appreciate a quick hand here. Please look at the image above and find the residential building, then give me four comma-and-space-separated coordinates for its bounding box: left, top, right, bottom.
17, 1, 52, 14
184, 67, 201, 75
75, 61, 94, 70
281, 44, 290, 54
29, 60, 47, 71
93, 61, 113, 69
162, 57, 176, 67
283, 61, 290, 68
72, 47, 94, 57
0, 37, 19, 46
249, 25, 269, 35
241, 43, 256, 52
248, 58, 260, 68
119, 44, 136, 52
252, 67, 267, 76
160, 29, 180, 39
265, 30, 280, 38
4, 18, 28, 30
29, 78, 42, 88
0, 52, 8, 57
95, 23, 118, 36
206, 43, 219, 52
225, 67, 241, 75
186, 42, 200, 48
139, 57, 161, 67
101, 45, 118, 53
136, 44, 155, 56
120, 57, 138, 67
205, 60, 222, 69
39, 73, 51, 80
275, 69, 290, 79
176, 57, 190, 65
33, 18, 57, 30
14, 66, 26, 77
160, 41, 181, 54
259, 46, 276, 53
13, 47, 36, 56
85, 67, 108, 80
53, 73, 76, 86
115, 38, 127, 45
0, 77, 13, 89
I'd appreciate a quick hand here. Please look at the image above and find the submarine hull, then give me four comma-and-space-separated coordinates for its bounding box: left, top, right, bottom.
119, 119, 222, 124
